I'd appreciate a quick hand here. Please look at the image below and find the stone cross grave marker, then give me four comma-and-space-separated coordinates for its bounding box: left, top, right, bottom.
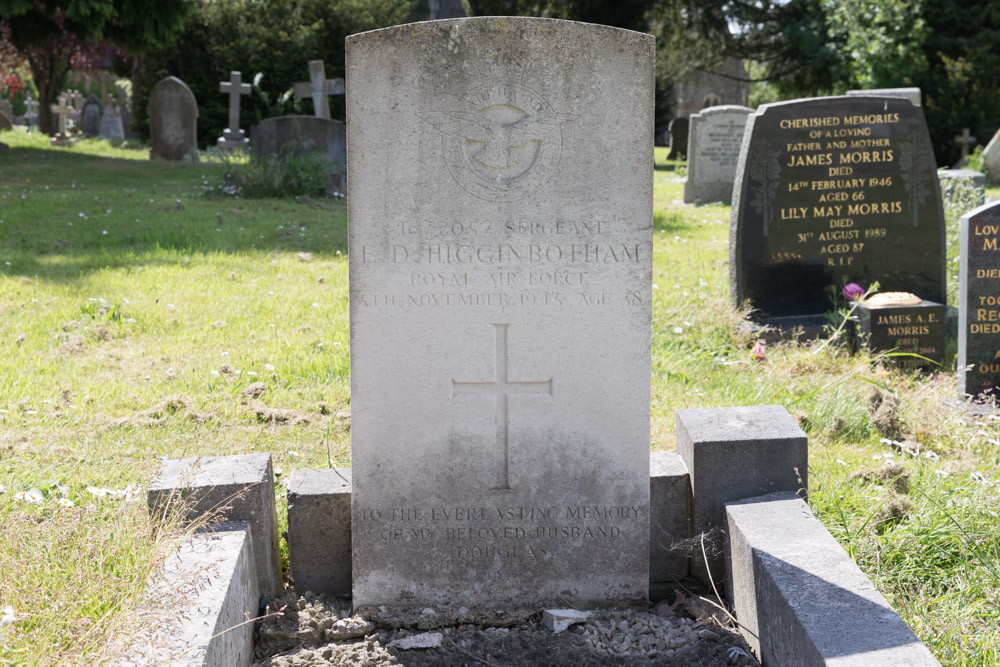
955, 127, 976, 160
293, 60, 344, 120
148, 76, 199, 161
684, 105, 752, 204
730, 96, 945, 322
959, 200, 1000, 403
49, 94, 75, 146
218, 71, 251, 150
347, 17, 654, 609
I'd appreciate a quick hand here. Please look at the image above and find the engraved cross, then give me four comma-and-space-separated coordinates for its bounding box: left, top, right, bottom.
452, 323, 552, 491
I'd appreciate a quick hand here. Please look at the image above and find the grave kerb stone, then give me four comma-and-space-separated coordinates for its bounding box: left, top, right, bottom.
287, 467, 352, 596
347, 17, 654, 609
726, 492, 941, 666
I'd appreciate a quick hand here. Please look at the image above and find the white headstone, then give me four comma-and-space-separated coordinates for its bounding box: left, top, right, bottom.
347, 17, 654, 609
683, 105, 752, 203
984, 129, 1000, 183
49, 94, 75, 146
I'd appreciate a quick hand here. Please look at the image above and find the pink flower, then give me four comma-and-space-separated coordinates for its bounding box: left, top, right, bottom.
842, 282, 865, 301
751, 340, 766, 362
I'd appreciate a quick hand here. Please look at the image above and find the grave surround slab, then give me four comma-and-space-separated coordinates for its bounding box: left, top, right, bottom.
347, 17, 653, 609
959, 201, 1000, 403
726, 492, 941, 666
684, 105, 752, 204
730, 96, 945, 320
147, 453, 281, 598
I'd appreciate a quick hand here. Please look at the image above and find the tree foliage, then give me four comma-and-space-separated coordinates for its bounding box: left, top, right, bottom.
0, 0, 188, 133
135, 0, 427, 147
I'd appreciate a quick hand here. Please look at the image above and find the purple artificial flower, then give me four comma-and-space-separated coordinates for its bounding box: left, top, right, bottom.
842, 282, 865, 301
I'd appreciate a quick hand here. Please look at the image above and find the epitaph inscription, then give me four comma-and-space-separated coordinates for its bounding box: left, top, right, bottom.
731, 96, 945, 317
348, 18, 653, 608
959, 201, 1000, 402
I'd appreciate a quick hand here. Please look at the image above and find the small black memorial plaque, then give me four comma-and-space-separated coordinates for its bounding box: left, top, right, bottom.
959, 201, 1000, 402
857, 296, 945, 369
731, 96, 945, 319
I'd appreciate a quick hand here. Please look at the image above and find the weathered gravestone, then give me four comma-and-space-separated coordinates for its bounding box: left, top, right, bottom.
684, 105, 752, 204
81, 94, 102, 136
347, 17, 654, 609
938, 168, 986, 211
251, 115, 346, 195
846, 87, 922, 107
25, 96, 38, 130
100, 106, 125, 140
149, 76, 199, 161
731, 96, 945, 327
959, 200, 1000, 403
0, 100, 12, 132
984, 129, 1000, 182
667, 117, 688, 160
218, 71, 251, 151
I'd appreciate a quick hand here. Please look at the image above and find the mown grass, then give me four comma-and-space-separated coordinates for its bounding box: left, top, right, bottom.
0, 131, 997, 665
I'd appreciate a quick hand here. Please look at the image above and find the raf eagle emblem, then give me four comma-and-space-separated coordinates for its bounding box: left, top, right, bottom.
419, 84, 577, 203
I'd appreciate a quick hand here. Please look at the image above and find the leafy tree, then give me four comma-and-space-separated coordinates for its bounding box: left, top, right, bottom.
136, 0, 426, 147
0, 0, 189, 134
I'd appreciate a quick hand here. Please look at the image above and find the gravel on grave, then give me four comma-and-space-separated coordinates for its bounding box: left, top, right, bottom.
254, 591, 759, 667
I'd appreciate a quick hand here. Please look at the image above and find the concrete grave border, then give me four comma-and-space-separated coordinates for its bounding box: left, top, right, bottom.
128, 407, 939, 666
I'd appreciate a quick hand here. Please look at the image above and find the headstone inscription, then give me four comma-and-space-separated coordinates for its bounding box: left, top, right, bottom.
347, 17, 654, 609
148, 76, 199, 161
683, 105, 752, 204
731, 96, 945, 324
218, 71, 251, 150
847, 87, 922, 107
49, 94, 75, 146
959, 201, 1000, 403
293, 60, 344, 120
856, 292, 945, 368
81, 94, 102, 136
251, 116, 346, 195
667, 117, 688, 160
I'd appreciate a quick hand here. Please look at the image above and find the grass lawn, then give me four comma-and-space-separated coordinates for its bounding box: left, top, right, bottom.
0, 130, 998, 665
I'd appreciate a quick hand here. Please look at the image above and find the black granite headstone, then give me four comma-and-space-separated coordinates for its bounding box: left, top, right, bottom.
959, 201, 1000, 402
731, 96, 945, 321
857, 298, 945, 369
667, 117, 688, 161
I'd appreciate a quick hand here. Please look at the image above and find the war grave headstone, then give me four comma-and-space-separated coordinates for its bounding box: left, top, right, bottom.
81, 94, 102, 136
731, 96, 946, 340
117, 86, 133, 138
251, 115, 346, 195
293, 60, 344, 121
49, 94, 76, 146
218, 71, 251, 151
683, 105, 752, 204
347, 17, 654, 609
959, 200, 1000, 404
148, 76, 198, 161
846, 87, 922, 107
667, 116, 688, 160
